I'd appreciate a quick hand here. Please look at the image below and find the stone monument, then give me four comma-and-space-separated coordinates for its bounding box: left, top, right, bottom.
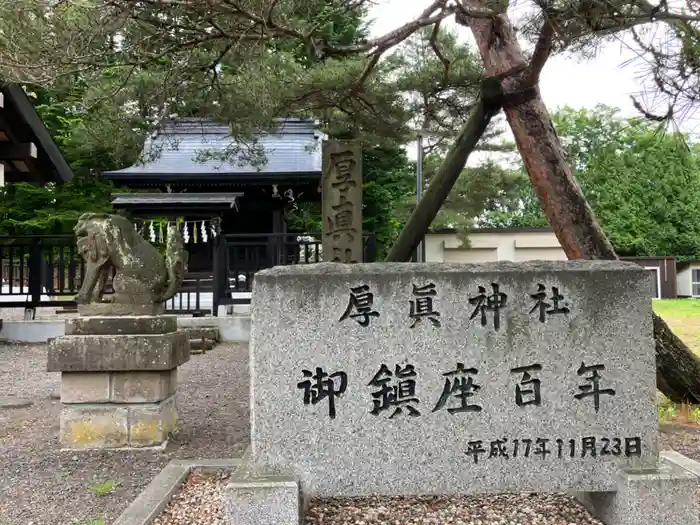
321, 140, 363, 263
225, 261, 700, 525
48, 213, 190, 449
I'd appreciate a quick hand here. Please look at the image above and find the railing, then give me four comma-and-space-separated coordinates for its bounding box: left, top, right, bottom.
0, 232, 378, 316
164, 272, 213, 317
0, 235, 83, 309
214, 233, 377, 312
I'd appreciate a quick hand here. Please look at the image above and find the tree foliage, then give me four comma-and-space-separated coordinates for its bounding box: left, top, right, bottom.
1, 0, 696, 245
0, 173, 113, 235
32, 79, 147, 179
490, 105, 700, 258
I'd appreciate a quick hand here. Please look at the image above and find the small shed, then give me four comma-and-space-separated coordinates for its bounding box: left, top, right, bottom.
619, 256, 677, 299
425, 227, 567, 263
676, 260, 700, 298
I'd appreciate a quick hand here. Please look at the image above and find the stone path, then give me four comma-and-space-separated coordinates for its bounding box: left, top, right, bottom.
0, 342, 249, 525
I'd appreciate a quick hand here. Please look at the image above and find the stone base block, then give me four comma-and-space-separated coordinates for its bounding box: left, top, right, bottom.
78, 303, 165, 317
111, 369, 177, 403
60, 404, 129, 449
129, 395, 177, 447
48, 331, 189, 372
61, 370, 177, 403
61, 372, 111, 403
224, 477, 301, 525
66, 315, 177, 336
60, 395, 177, 449
575, 450, 699, 525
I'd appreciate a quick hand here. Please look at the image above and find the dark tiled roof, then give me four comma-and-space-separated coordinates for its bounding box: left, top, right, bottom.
104, 118, 326, 178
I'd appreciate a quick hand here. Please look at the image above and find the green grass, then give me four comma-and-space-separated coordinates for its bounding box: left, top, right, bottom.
653, 298, 700, 318
88, 480, 117, 497
653, 298, 700, 355
86, 520, 106, 525
654, 298, 700, 425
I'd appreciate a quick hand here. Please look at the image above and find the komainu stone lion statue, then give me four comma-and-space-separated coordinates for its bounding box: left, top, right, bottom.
74, 213, 188, 305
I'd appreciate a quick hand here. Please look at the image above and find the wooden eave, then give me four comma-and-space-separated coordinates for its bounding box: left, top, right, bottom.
103, 170, 321, 186
0, 85, 73, 184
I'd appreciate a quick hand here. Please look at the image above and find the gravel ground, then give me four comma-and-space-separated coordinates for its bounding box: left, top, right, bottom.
153, 471, 230, 525
305, 494, 603, 525
0, 341, 249, 525
155, 471, 605, 525
659, 424, 700, 461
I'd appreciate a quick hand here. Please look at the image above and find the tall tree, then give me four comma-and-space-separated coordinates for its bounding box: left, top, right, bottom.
2, 0, 700, 401
0, 174, 114, 235
487, 105, 700, 259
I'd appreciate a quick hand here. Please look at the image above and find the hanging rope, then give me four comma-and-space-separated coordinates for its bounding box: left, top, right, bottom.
183, 222, 190, 244
201, 220, 208, 243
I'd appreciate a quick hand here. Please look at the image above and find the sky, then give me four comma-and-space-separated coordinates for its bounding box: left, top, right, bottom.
366, 0, 672, 161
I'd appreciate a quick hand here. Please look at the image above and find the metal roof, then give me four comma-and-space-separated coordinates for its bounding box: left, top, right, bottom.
111, 192, 242, 206
104, 118, 326, 179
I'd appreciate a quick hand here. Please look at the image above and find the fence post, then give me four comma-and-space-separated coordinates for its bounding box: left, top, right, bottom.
212, 235, 227, 317
26, 237, 43, 318
364, 234, 378, 262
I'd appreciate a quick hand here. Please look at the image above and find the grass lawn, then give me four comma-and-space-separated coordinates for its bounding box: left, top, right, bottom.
653, 298, 700, 424
653, 298, 700, 355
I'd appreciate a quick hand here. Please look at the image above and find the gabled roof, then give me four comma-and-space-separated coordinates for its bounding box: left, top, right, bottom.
0, 85, 73, 184
103, 117, 326, 182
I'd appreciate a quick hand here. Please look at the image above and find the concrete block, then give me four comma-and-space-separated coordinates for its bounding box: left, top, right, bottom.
224, 477, 300, 525
576, 450, 699, 525
111, 370, 177, 403
250, 261, 658, 496
177, 316, 250, 343
181, 326, 219, 341
219, 316, 250, 342
0, 320, 64, 343
128, 395, 177, 447
47, 331, 190, 372
60, 404, 128, 449
66, 316, 177, 336
61, 372, 110, 403
78, 303, 165, 316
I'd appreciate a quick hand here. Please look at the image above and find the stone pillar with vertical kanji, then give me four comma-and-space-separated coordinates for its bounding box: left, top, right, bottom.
321, 140, 363, 263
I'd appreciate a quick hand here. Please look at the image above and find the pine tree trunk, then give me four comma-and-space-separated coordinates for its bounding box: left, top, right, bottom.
385, 97, 497, 262
456, 7, 700, 403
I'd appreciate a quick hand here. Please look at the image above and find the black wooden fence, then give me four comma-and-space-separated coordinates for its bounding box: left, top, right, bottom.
212, 233, 377, 313
0, 235, 83, 310
0, 232, 377, 316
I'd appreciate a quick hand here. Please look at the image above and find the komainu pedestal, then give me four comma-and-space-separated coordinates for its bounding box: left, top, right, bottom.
48, 312, 189, 449
48, 213, 191, 449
